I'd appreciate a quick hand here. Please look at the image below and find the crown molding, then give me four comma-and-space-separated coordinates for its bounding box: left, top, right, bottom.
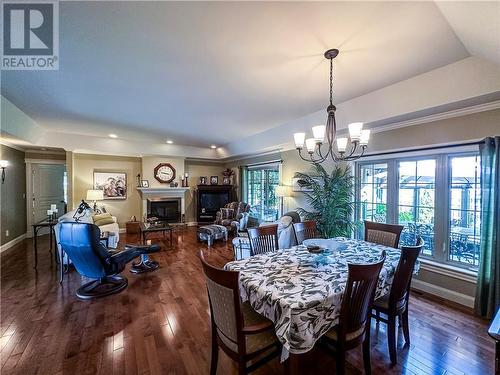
368, 99, 500, 135
0, 139, 26, 152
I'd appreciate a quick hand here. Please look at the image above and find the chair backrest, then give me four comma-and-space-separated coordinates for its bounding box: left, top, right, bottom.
199, 251, 244, 353
364, 220, 404, 248
225, 202, 251, 217
339, 251, 386, 341
389, 237, 423, 311
247, 225, 279, 256
58, 222, 111, 278
293, 221, 319, 245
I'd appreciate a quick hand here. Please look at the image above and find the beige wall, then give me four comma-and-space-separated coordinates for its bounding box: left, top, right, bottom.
142, 156, 185, 187
73, 154, 142, 227
0, 145, 27, 246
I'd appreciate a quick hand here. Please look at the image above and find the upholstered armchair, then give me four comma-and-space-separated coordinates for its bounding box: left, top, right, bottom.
215, 201, 251, 234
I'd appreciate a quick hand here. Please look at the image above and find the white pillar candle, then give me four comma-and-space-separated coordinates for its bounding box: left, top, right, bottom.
47, 209, 52, 215
50, 204, 57, 210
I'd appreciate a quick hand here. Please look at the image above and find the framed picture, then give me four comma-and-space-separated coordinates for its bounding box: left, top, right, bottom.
141, 180, 149, 188
93, 171, 127, 199
210, 176, 218, 185
222, 176, 231, 185
200, 176, 207, 185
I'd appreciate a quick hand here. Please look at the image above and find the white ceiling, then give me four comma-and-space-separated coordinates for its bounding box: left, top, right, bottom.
1, 1, 498, 157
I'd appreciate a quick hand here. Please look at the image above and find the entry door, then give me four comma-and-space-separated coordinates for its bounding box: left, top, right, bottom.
32, 164, 66, 225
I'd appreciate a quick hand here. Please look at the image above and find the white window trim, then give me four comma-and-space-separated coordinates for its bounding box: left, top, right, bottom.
356, 144, 481, 275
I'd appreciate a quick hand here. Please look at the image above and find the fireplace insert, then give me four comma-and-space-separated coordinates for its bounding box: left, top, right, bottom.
147, 198, 181, 223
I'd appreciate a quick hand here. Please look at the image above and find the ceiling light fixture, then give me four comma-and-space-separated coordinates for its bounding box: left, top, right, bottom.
108, 134, 118, 138
293, 49, 369, 163
211, 145, 217, 149
166, 140, 173, 144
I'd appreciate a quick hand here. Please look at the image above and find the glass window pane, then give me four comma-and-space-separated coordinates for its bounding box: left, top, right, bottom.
398, 159, 436, 255
448, 155, 481, 268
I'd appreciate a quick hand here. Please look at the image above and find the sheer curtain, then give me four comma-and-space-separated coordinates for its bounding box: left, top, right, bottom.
475, 136, 500, 318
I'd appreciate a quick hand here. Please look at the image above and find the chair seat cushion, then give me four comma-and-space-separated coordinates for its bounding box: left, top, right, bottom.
218, 302, 278, 355
324, 324, 366, 342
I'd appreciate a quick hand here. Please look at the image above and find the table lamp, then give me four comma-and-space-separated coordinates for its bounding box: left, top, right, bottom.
275, 185, 292, 216
86, 189, 104, 212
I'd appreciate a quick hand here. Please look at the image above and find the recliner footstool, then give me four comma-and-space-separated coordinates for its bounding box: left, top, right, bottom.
197, 224, 228, 246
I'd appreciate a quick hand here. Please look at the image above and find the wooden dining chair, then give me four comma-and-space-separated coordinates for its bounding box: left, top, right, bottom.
247, 225, 279, 256
293, 221, 319, 245
322, 251, 387, 375
364, 220, 404, 248
372, 237, 423, 365
199, 251, 281, 375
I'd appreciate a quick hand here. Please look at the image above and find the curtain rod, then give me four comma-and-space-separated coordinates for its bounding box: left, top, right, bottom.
245, 159, 283, 168
362, 140, 485, 158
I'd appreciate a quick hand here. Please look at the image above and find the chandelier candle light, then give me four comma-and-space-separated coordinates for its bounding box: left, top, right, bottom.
294, 49, 370, 162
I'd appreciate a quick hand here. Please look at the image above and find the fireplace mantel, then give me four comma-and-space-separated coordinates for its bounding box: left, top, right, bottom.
137, 187, 190, 197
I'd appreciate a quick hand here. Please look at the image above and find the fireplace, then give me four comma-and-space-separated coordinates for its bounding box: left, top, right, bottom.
147, 198, 181, 223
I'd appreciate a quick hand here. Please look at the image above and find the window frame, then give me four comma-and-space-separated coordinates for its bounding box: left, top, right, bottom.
355, 147, 480, 271
245, 162, 281, 222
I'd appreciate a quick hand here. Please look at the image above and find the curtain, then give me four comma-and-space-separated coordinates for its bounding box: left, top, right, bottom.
238, 166, 248, 202
475, 136, 500, 319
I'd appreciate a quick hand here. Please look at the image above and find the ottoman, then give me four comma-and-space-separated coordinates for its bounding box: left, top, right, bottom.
197, 224, 228, 246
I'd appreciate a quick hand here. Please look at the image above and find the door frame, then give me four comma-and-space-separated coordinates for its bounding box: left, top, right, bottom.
25, 158, 66, 237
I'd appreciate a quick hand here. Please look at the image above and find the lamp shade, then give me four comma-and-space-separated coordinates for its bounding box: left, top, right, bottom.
312, 125, 326, 143
0, 160, 8, 168
275, 185, 291, 197
293, 132, 305, 148
86, 189, 104, 201
348, 122, 363, 141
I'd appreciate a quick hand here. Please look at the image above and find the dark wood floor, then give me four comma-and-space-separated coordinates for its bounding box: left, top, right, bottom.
1, 228, 494, 375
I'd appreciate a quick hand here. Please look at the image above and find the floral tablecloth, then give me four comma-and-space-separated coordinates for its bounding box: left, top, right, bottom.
225, 237, 412, 358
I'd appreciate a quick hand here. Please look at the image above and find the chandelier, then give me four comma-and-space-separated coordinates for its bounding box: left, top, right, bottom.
293, 49, 370, 163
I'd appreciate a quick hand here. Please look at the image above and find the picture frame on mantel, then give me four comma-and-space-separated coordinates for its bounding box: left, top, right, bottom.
210, 176, 218, 185
200, 176, 207, 185
141, 180, 149, 188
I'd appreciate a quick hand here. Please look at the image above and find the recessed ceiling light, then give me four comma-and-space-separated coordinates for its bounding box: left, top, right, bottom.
108, 134, 118, 138
211, 145, 217, 149
166, 140, 173, 144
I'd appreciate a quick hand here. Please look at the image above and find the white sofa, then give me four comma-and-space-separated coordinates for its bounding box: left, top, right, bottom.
55, 208, 120, 252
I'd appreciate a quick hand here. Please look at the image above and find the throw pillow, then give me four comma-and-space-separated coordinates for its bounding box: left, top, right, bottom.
93, 213, 115, 226
220, 208, 234, 220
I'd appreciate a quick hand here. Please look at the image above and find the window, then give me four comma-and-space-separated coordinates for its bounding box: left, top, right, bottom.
449, 155, 481, 267
356, 151, 481, 270
359, 163, 388, 223
246, 164, 280, 222
398, 159, 436, 255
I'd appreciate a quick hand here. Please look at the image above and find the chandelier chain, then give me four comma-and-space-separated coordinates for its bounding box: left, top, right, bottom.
329, 58, 333, 106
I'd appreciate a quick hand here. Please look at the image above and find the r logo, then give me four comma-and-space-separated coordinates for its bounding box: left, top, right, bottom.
3, 3, 54, 55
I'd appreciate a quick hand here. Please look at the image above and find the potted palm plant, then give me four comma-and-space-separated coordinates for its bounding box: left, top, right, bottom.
295, 163, 355, 238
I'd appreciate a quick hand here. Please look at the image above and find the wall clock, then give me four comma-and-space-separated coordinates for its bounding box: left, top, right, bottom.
154, 163, 176, 184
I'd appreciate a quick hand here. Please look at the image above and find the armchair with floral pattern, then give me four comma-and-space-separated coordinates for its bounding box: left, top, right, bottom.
215, 202, 251, 234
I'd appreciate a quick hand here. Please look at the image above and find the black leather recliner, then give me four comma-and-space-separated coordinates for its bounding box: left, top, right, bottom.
59, 222, 160, 299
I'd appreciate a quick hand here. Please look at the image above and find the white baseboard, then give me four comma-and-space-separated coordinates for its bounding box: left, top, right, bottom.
411, 278, 475, 308
0, 233, 27, 253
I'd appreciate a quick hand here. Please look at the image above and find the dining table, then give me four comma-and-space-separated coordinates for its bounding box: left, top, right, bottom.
224, 237, 415, 367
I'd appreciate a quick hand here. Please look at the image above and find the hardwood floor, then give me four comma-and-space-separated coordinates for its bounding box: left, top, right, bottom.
1, 228, 494, 374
